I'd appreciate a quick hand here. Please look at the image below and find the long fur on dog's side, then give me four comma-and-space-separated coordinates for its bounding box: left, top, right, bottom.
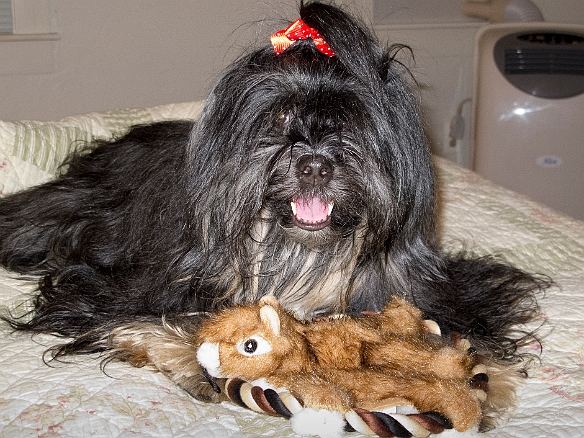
0, 0, 548, 383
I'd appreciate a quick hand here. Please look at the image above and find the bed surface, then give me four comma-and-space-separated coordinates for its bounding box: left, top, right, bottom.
1, 103, 583, 437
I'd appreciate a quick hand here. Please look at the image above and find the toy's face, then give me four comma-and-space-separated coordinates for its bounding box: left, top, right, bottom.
196, 299, 287, 380
197, 334, 275, 379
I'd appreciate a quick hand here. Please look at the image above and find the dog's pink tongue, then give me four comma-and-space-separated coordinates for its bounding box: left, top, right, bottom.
294, 197, 329, 222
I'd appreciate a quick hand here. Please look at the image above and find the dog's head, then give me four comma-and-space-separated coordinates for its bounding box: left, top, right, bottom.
184, 2, 436, 288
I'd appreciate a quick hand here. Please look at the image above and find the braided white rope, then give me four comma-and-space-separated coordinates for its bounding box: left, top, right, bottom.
225, 374, 487, 438
222, 321, 488, 437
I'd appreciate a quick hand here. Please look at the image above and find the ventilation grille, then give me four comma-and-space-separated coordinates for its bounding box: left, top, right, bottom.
494, 30, 584, 98
505, 48, 584, 75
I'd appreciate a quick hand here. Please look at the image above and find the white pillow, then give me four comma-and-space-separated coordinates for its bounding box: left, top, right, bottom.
0, 101, 205, 195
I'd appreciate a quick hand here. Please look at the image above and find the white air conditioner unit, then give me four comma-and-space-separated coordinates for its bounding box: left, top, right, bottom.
470, 23, 584, 221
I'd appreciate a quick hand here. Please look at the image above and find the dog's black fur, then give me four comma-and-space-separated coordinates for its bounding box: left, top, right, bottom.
1, 2, 547, 368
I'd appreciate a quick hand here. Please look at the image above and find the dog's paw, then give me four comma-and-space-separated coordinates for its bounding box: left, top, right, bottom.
290, 408, 346, 438
179, 373, 228, 403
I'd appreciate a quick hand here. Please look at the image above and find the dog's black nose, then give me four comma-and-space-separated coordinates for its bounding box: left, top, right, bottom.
296, 155, 333, 186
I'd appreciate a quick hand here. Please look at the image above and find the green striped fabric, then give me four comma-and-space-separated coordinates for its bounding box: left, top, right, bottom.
0, 101, 202, 194
101, 107, 153, 137
12, 122, 92, 174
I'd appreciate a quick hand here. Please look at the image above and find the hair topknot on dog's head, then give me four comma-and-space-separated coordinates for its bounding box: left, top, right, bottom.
299, 1, 391, 82
186, 1, 435, 263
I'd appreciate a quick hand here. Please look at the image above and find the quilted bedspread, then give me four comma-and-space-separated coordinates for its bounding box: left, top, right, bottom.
1, 103, 583, 437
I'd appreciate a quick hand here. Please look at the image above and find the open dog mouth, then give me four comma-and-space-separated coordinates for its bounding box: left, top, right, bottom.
291, 197, 333, 231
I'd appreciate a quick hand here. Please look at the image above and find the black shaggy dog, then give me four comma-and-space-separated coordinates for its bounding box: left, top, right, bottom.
1, 1, 547, 400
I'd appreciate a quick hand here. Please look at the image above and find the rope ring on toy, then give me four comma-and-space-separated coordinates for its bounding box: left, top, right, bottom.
218, 312, 488, 438
223, 323, 489, 438
226, 358, 488, 438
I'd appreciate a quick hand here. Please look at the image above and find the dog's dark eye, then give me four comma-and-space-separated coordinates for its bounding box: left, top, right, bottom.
244, 339, 258, 353
278, 111, 293, 127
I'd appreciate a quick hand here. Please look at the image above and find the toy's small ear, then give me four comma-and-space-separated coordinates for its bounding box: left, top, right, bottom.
260, 302, 281, 336
259, 295, 279, 308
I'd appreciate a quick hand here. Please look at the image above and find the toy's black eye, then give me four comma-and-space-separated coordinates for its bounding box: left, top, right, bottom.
244, 339, 258, 353
236, 335, 272, 356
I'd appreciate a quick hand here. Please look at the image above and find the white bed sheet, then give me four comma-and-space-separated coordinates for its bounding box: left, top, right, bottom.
1, 105, 583, 437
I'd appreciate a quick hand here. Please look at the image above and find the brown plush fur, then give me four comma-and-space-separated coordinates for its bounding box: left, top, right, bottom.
105, 315, 226, 403
196, 296, 481, 431
107, 297, 520, 432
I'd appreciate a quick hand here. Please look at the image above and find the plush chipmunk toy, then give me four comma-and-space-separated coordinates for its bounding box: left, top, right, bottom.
108, 296, 521, 438
195, 296, 514, 437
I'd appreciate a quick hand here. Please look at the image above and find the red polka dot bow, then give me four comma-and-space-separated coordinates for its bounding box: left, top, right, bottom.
271, 18, 335, 57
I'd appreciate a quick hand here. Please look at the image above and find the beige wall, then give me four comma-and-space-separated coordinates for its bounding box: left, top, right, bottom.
535, 0, 584, 23
0, 0, 372, 122
1, 0, 583, 168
